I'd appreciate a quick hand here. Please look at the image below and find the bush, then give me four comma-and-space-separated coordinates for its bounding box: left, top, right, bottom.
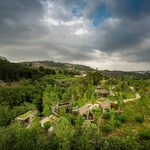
65, 114, 75, 124
135, 115, 144, 123
77, 100, 85, 108
72, 110, 78, 115
43, 121, 51, 130
103, 113, 111, 120
139, 129, 150, 140
102, 124, 112, 132
122, 93, 126, 99
114, 120, 121, 128
118, 114, 128, 123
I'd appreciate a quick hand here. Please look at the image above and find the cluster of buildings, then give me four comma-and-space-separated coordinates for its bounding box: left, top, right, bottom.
16, 86, 119, 126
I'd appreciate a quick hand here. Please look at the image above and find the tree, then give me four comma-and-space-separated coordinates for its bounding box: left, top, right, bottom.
75, 115, 84, 127
54, 117, 75, 150
117, 97, 124, 110
83, 93, 88, 102
43, 121, 51, 130
59, 106, 66, 117
42, 85, 59, 116
0, 106, 12, 126
73, 124, 102, 150
109, 108, 115, 129
92, 108, 102, 126
42, 92, 52, 116
91, 93, 96, 104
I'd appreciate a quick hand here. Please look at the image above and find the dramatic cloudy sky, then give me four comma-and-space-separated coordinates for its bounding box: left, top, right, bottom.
0, 0, 150, 71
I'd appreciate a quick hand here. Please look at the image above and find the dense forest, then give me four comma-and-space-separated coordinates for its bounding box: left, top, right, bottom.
0, 57, 150, 150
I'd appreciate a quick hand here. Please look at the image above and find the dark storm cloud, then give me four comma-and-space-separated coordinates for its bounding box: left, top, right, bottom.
92, 0, 150, 65
0, 0, 46, 44
0, 0, 150, 70
105, 0, 150, 20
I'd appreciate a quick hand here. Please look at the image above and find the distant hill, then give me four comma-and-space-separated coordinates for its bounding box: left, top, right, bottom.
0, 57, 55, 82
21, 60, 95, 72
100, 70, 150, 79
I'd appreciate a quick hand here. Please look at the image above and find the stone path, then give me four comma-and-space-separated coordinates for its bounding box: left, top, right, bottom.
124, 92, 141, 103
40, 114, 54, 128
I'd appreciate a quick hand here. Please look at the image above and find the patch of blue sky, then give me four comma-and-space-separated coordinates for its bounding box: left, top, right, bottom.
71, 1, 86, 16
92, 4, 111, 27
71, 8, 81, 16
127, 0, 142, 11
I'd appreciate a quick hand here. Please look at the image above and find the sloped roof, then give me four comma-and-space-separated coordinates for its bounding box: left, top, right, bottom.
96, 86, 103, 89
99, 101, 111, 109
78, 105, 89, 114
99, 89, 109, 94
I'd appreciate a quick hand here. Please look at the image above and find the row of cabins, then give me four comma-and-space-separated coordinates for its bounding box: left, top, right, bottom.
52, 102, 94, 122
52, 100, 118, 122
16, 100, 119, 126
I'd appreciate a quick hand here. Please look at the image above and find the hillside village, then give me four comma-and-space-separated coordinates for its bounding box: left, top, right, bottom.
17, 82, 141, 131
0, 57, 150, 150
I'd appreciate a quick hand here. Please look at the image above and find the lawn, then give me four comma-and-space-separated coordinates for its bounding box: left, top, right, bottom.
113, 91, 136, 99
48, 74, 77, 80
17, 110, 33, 119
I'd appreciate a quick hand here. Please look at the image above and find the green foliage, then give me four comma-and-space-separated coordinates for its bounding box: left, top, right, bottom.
103, 113, 111, 119
92, 108, 102, 126
54, 117, 75, 150
42, 85, 60, 116
77, 100, 84, 108
109, 109, 115, 129
91, 93, 96, 104
117, 114, 128, 123
103, 136, 137, 150
114, 120, 121, 128
59, 106, 66, 116
0, 106, 12, 126
102, 124, 112, 132
135, 115, 144, 123
140, 140, 150, 150
43, 121, 51, 130
122, 93, 127, 99
75, 115, 84, 126
0, 104, 33, 126
0, 123, 47, 150
139, 129, 150, 140
72, 110, 78, 115
73, 124, 102, 150
65, 114, 75, 124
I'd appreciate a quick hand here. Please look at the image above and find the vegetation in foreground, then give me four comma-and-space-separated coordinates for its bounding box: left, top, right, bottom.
0, 56, 150, 150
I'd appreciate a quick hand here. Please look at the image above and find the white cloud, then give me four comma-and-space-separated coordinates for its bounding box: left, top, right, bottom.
0, 0, 150, 71
74, 28, 88, 35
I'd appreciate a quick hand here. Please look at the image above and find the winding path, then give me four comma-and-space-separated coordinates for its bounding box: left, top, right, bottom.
124, 92, 140, 103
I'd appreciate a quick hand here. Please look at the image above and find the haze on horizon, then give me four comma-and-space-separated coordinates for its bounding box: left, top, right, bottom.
0, 0, 150, 71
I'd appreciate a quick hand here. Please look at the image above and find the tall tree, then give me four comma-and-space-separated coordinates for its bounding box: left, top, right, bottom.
54, 117, 75, 150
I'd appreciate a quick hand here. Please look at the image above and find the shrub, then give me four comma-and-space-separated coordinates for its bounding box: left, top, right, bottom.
139, 129, 150, 140
114, 120, 121, 128
135, 115, 144, 123
65, 114, 75, 124
75, 115, 84, 126
103, 113, 111, 120
77, 100, 85, 108
118, 114, 128, 123
43, 121, 51, 130
72, 110, 78, 115
102, 124, 112, 132
122, 93, 126, 99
